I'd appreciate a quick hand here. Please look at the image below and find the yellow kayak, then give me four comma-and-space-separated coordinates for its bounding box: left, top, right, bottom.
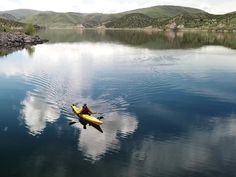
71, 105, 103, 126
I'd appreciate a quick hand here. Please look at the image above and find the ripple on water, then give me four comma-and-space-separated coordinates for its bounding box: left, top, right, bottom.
18, 60, 139, 162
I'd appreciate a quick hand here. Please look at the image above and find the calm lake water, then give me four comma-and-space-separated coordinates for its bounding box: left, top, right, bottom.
1, 30, 236, 177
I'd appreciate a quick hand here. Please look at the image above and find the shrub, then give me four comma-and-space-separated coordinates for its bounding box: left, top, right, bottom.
24, 23, 35, 35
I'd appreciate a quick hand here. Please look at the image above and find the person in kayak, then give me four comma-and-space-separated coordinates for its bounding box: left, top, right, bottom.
80, 104, 93, 115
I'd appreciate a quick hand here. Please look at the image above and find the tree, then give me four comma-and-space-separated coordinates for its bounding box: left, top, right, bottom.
24, 23, 35, 35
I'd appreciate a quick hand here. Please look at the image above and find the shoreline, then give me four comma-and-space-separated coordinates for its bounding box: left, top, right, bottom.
45, 27, 236, 33
0, 32, 49, 49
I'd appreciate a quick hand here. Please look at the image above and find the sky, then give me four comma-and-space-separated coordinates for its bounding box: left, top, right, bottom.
1, 0, 236, 14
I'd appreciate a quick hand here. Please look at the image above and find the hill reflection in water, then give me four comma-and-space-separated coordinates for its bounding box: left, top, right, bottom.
37, 29, 236, 49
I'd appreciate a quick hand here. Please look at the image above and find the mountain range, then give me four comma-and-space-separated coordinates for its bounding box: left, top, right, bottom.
0, 6, 236, 30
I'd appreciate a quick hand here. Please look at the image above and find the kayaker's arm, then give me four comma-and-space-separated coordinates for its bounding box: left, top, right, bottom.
87, 107, 93, 114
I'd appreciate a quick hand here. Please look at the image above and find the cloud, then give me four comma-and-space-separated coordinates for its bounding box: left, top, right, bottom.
0, 0, 236, 14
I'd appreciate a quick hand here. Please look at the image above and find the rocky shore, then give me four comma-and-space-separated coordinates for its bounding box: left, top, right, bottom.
0, 32, 48, 48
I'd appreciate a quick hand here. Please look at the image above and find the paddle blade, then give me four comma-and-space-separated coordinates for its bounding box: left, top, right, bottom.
69, 121, 77, 125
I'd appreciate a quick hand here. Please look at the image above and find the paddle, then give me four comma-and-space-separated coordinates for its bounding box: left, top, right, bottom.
97, 116, 104, 120
69, 121, 77, 125
92, 112, 103, 115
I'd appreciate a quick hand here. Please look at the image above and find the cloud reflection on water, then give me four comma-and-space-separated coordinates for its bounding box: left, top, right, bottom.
0, 43, 139, 160
71, 105, 138, 161
124, 114, 236, 177
21, 92, 60, 135
1, 42, 236, 162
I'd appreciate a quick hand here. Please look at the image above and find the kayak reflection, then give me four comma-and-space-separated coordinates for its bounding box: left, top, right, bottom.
81, 117, 103, 133
69, 116, 103, 133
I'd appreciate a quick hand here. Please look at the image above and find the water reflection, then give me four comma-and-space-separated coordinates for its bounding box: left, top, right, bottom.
2, 30, 236, 56
1, 33, 236, 176
37, 29, 236, 49
125, 114, 236, 177
25, 46, 35, 57
78, 118, 104, 133
21, 92, 60, 135
0, 46, 35, 57
0, 43, 138, 160
69, 103, 137, 161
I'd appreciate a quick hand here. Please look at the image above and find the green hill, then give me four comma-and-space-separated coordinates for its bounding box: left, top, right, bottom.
24, 12, 82, 28
119, 5, 207, 19
105, 13, 155, 28
105, 10, 236, 30
0, 9, 41, 20
0, 6, 235, 30
0, 17, 42, 33
0, 13, 17, 21
22, 12, 111, 28
159, 12, 236, 30
0, 6, 208, 28
0, 17, 25, 31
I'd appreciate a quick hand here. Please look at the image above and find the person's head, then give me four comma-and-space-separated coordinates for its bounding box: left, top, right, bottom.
83, 104, 87, 108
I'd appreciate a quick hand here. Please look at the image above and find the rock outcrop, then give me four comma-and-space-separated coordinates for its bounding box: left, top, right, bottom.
0, 32, 48, 48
